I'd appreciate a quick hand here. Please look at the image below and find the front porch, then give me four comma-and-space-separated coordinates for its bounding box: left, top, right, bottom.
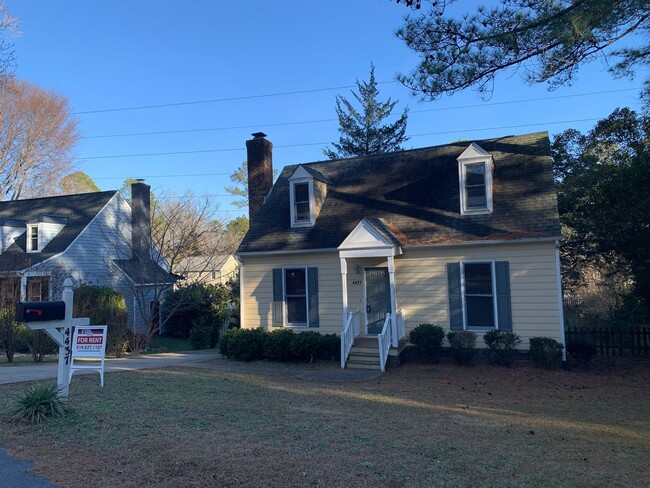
337, 218, 409, 371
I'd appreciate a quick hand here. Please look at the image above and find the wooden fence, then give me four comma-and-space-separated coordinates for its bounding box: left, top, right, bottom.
565, 325, 650, 356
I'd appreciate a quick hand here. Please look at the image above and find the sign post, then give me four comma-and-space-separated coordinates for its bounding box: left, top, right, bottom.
16, 278, 90, 399
70, 326, 108, 386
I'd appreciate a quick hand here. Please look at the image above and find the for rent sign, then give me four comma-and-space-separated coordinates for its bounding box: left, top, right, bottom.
72, 327, 107, 358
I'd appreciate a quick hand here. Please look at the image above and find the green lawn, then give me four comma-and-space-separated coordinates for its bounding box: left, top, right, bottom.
1, 360, 649, 488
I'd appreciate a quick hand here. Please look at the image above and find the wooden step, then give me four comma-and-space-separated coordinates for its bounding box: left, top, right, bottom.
347, 354, 379, 365
346, 361, 380, 370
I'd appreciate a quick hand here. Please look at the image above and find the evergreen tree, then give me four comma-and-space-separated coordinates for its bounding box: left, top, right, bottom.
396, 1, 650, 100
324, 64, 409, 160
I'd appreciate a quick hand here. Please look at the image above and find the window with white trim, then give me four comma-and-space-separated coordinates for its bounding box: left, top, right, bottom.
462, 262, 496, 329
284, 267, 308, 326
457, 143, 494, 214
28, 225, 39, 252
293, 182, 310, 223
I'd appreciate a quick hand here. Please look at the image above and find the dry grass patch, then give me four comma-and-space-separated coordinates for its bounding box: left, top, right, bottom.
0, 360, 649, 487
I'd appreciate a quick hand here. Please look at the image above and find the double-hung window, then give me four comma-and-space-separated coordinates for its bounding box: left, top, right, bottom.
293, 182, 311, 224
272, 267, 319, 328
28, 225, 39, 252
447, 260, 512, 332
465, 163, 487, 209
285, 268, 308, 326
463, 262, 495, 329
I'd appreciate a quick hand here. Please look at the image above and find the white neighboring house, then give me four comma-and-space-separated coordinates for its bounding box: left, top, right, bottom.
0, 182, 175, 333
177, 254, 238, 286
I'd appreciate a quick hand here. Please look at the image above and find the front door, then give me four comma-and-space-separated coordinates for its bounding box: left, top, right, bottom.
365, 267, 391, 335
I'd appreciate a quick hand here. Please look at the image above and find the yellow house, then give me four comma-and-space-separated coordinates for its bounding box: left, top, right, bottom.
237, 132, 564, 371
176, 254, 238, 285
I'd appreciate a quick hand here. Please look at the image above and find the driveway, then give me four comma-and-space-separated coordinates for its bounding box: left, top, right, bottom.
0, 350, 222, 385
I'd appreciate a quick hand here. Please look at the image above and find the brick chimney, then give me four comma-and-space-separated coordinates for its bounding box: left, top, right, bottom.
246, 132, 273, 223
131, 180, 152, 261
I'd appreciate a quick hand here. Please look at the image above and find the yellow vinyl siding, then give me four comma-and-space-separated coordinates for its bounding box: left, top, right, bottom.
395, 241, 561, 347
240, 252, 343, 334
240, 240, 562, 347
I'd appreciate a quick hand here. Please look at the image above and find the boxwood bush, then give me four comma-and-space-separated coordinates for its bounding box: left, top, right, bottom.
318, 333, 341, 361
289, 331, 321, 363
409, 323, 445, 363
263, 329, 295, 362
529, 337, 564, 368
226, 328, 265, 361
447, 330, 477, 366
483, 330, 521, 366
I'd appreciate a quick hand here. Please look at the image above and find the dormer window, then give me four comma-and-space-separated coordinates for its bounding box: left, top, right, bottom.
293, 182, 311, 223
458, 143, 494, 214
288, 164, 330, 228
28, 225, 39, 252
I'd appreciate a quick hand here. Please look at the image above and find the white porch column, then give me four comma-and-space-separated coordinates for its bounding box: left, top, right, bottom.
388, 255, 398, 347
340, 258, 348, 329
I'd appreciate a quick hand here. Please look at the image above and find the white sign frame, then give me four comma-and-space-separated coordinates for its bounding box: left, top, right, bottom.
69, 325, 108, 386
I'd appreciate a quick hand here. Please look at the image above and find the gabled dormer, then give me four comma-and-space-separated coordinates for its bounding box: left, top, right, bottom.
0, 218, 26, 253
26, 215, 68, 253
289, 165, 330, 228
457, 142, 494, 215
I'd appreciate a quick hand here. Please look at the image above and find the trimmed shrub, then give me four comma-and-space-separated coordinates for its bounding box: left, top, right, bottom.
227, 328, 266, 362
447, 330, 477, 366
409, 323, 445, 363
484, 330, 521, 366
218, 328, 238, 357
263, 329, 295, 362
290, 331, 321, 363
11, 383, 69, 424
74, 285, 129, 357
529, 337, 564, 368
318, 333, 340, 361
567, 339, 597, 365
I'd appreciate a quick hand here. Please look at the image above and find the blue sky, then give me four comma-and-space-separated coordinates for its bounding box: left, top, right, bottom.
7, 0, 647, 221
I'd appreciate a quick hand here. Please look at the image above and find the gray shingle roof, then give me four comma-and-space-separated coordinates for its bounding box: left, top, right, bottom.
238, 132, 561, 254
0, 191, 117, 271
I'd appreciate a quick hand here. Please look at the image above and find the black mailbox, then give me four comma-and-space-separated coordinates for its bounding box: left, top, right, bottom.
16, 301, 65, 322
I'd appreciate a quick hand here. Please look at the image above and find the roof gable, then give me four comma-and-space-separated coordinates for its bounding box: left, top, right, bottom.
0, 191, 118, 271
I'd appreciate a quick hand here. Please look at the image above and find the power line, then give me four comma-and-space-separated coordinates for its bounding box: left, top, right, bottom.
77, 117, 603, 161
80, 87, 642, 139
72, 81, 398, 115
93, 172, 232, 180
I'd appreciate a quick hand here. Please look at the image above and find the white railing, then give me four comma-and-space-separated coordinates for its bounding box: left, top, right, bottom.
341, 309, 360, 368
396, 308, 406, 346
377, 313, 392, 372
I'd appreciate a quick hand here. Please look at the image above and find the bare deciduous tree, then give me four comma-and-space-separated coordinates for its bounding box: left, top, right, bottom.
0, 1, 18, 76
0, 78, 79, 200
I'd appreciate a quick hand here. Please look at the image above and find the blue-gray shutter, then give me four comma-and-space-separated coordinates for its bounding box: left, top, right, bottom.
308, 267, 319, 328
447, 263, 463, 331
272, 268, 284, 327
495, 261, 513, 332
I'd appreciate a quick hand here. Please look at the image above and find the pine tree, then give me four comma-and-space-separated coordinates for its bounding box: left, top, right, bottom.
324, 64, 409, 160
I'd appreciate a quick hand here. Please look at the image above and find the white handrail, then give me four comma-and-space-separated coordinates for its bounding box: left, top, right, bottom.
396, 308, 406, 344
341, 309, 360, 368
377, 313, 392, 372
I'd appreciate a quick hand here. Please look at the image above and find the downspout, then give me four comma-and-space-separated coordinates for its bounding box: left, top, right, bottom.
554, 240, 568, 368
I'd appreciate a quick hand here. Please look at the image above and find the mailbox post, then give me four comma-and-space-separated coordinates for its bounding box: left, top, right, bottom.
16, 278, 89, 399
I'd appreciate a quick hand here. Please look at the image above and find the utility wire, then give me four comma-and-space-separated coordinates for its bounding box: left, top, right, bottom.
72, 81, 397, 115
80, 87, 641, 139
77, 117, 602, 161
